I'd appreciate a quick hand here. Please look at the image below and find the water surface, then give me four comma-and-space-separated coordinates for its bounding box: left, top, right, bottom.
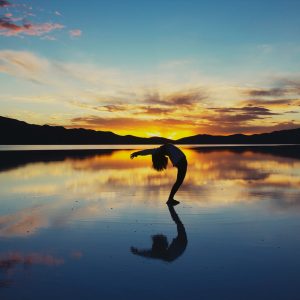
0, 146, 300, 299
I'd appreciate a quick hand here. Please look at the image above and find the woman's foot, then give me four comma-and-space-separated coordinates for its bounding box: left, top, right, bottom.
166, 199, 180, 206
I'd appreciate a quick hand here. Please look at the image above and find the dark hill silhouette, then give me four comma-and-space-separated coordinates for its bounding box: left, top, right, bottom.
0, 116, 171, 145
176, 130, 300, 144
0, 116, 299, 145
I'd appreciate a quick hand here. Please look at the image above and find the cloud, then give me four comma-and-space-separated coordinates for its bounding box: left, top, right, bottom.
0, 2, 80, 39
203, 121, 300, 135
276, 78, 300, 94
213, 106, 279, 115
0, 51, 52, 84
240, 98, 300, 107
143, 88, 206, 106
207, 105, 280, 124
138, 106, 175, 115
0, 50, 49, 83
1, 50, 299, 137
70, 116, 153, 130
69, 112, 271, 138
245, 77, 300, 100
247, 88, 287, 97
41, 35, 56, 41
0, 50, 120, 89
69, 29, 82, 38
0, 16, 64, 36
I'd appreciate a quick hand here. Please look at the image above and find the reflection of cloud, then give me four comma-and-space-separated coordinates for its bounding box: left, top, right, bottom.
0, 279, 13, 287
0, 206, 49, 237
11, 184, 58, 195
70, 251, 83, 259
0, 252, 64, 271
0, 0, 10, 7
1, 148, 300, 239
0, 251, 64, 288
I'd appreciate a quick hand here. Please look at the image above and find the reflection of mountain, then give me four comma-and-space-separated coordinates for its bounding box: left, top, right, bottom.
192, 145, 300, 161
1, 145, 300, 174
0, 149, 114, 172
1, 116, 300, 144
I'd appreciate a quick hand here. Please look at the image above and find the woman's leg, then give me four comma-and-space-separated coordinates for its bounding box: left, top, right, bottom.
168, 159, 187, 201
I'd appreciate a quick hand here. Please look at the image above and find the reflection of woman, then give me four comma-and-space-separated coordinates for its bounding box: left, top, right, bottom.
131, 204, 187, 262
130, 144, 187, 205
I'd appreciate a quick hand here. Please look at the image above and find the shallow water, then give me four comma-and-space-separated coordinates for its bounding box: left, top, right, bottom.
0, 147, 300, 299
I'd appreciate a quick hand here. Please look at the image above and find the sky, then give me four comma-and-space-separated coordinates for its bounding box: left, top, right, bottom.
1, 0, 300, 138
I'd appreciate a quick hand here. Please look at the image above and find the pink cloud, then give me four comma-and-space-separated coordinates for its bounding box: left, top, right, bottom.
69, 29, 82, 38
0, 17, 64, 36
0, 2, 81, 40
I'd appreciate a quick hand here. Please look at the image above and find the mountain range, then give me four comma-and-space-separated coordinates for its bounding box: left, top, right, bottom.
0, 116, 299, 144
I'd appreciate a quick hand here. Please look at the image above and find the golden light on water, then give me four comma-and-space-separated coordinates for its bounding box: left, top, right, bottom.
0, 148, 300, 237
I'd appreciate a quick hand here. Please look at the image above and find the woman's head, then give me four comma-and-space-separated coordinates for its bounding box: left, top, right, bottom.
151, 234, 168, 253
152, 150, 168, 171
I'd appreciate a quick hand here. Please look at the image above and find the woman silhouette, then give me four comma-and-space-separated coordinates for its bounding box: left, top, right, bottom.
130, 143, 187, 205
131, 204, 188, 262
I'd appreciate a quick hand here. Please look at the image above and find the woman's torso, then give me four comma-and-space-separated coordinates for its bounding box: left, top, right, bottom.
160, 144, 185, 166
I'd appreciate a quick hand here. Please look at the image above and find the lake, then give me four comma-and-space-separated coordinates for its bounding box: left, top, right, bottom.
0, 145, 300, 299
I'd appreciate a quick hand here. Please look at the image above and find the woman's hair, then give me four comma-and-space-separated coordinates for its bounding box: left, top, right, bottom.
151, 234, 168, 253
152, 150, 168, 171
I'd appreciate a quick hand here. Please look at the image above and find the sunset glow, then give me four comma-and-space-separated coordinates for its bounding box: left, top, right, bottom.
1, 0, 300, 137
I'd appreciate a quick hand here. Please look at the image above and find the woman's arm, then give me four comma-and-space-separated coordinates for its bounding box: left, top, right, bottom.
130, 148, 155, 159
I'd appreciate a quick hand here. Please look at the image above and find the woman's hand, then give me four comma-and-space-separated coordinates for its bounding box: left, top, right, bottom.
130, 152, 138, 159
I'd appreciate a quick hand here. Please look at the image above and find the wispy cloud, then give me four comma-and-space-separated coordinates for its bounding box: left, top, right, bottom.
0, 17, 64, 36
143, 88, 206, 106
240, 98, 300, 107
69, 29, 82, 38
0, 1, 80, 39
1, 49, 300, 137
0, 50, 49, 83
247, 88, 287, 97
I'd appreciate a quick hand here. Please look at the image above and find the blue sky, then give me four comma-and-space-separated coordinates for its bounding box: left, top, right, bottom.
1, 0, 300, 137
